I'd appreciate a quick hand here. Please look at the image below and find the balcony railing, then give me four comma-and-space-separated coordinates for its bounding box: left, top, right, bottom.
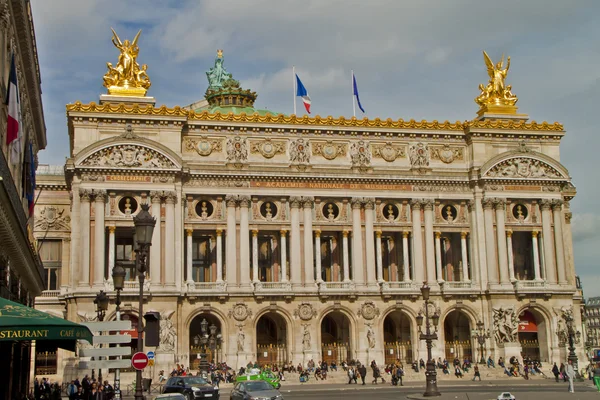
318, 281, 356, 293
253, 281, 292, 292
515, 280, 546, 288
40, 290, 60, 298
380, 281, 414, 290
187, 281, 227, 293
441, 281, 473, 289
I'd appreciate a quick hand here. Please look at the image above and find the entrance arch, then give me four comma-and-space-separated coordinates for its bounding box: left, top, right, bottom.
256, 313, 288, 366
321, 311, 351, 364
383, 311, 413, 364
189, 314, 223, 369
518, 309, 549, 362
443, 310, 472, 361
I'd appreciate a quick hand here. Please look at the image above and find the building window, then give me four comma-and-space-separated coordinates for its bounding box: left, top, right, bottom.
251, 233, 281, 282
382, 233, 407, 281
38, 240, 62, 290
512, 231, 536, 281
192, 236, 215, 282
319, 232, 351, 282
115, 234, 137, 281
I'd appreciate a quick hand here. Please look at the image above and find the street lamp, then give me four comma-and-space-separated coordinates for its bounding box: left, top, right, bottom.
564, 313, 581, 378
112, 263, 126, 400
417, 283, 441, 397
472, 320, 489, 364
93, 291, 109, 383
133, 204, 156, 400
194, 319, 222, 377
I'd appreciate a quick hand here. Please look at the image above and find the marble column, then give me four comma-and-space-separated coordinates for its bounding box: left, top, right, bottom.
471, 193, 487, 286
79, 189, 91, 286
410, 200, 425, 284
552, 200, 567, 284
149, 191, 162, 285
280, 230, 288, 282
186, 228, 193, 284
239, 196, 251, 287
402, 231, 411, 282
532, 231, 542, 281
351, 197, 364, 285
364, 198, 376, 285
434, 232, 443, 282
506, 230, 515, 282
494, 199, 510, 285
164, 192, 176, 286
314, 229, 321, 282
423, 200, 436, 285
290, 197, 302, 286
93, 190, 106, 287
375, 230, 383, 282
70, 183, 81, 290
216, 228, 223, 282
461, 232, 470, 282
108, 226, 116, 280
303, 197, 315, 285
540, 200, 557, 284
482, 198, 498, 284
343, 230, 350, 282
225, 195, 238, 286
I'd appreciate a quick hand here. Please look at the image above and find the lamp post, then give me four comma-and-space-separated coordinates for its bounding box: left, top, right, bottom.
472, 320, 489, 364
112, 263, 126, 400
133, 204, 156, 400
93, 290, 109, 383
193, 319, 222, 377
565, 313, 581, 370
416, 283, 441, 397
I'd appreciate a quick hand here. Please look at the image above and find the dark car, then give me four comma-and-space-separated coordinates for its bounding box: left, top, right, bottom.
162, 376, 220, 400
230, 380, 283, 400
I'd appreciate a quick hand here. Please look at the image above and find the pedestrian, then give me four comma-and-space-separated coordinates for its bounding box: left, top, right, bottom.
70, 386, 85, 400
472, 364, 481, 381
347, 366, 357, 384
566, 360, 576, 393
593, 363, 600, 392
454, 365, 463, 378
396, 365, 404, 386
358, 363, 367, 385
552, 362, 560, 382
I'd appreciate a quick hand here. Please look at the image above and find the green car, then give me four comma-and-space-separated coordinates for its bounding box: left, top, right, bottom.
235, 370, 281, 389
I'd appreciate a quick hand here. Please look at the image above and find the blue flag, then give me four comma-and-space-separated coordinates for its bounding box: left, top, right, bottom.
353, 74, 365, 113
295, 74, 311, 113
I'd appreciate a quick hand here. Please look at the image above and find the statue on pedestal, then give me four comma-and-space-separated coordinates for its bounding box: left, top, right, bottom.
475, 51, 518, 108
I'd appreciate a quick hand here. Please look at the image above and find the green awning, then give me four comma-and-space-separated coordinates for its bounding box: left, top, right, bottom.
0, 296, 93, 351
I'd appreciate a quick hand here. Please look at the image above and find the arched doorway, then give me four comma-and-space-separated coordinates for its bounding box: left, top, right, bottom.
256, 313, 288, 366
321, 312, 351, 364
189, 314, 223, 370
383, 311, 413, 364
518, 309, 548, 362
444, 310, 472, 361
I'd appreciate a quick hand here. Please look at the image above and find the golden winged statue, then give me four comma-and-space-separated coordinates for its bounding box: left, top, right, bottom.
475, 51, 517, 108
102, 28, 151, 96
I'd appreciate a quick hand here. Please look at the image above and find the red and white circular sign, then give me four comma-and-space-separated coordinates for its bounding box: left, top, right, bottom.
131, 352, 149, 370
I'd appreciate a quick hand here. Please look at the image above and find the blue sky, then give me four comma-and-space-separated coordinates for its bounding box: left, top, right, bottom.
31, 0, 600, 296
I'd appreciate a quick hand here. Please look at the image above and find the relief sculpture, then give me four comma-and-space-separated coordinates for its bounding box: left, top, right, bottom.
492, 307, 519, 343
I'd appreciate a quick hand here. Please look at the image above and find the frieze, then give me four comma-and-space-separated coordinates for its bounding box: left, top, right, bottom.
485, 157, 563, 179
372, 142, 406, 162
81, 145, 175, 169
349, 140, 371, 169
189, 178, 250, 188
250, 139, 286, 159
105, 175, 151, 183
409, 142, 430, 169
183, 136, 223, 156
226, 136, 248, 165
312, 141, 347, 160
430, 145, 464, 164
289, 138, 311, 165
35, 206, 71, 231
251, 181, 411, 191
413, 184, 470, 192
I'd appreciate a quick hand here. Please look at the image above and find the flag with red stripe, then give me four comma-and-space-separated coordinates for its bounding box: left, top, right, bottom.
295, 74, 311, 114
5, 54, 20, 165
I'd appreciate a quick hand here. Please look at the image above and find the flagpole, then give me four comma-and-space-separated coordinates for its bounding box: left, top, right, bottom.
351, 70, 356, 118
293, 65, 297, 116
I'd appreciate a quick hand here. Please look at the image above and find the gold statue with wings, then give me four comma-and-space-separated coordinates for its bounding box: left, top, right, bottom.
475, 51, 517, 108
103, 28, 151, 96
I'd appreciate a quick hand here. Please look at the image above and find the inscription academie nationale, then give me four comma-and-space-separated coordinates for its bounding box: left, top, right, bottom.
251, 181, 412, 191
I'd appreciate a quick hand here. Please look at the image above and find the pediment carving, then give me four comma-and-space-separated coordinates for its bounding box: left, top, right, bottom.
484, 156, 564, 179
80, 144, 176, 169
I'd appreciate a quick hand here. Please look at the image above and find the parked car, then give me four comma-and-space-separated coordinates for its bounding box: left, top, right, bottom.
154, 394, 186, 400
162, 376, 220, 400
497, 393, 515, 400
235, 369, 281, 389
230, 380, 283, 400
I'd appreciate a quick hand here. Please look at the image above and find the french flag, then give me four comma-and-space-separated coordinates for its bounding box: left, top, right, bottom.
5, 54, 20, 165
295, 74, 311, 114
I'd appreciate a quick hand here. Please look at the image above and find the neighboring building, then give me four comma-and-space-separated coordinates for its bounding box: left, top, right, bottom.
34, 38, 584, 384
585, 297, 600, 361
0, 0, 47, 397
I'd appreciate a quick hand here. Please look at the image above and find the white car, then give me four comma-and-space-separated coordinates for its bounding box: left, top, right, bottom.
497, 393, 515, 400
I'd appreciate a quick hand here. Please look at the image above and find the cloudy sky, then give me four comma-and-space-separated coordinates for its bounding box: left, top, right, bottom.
31, 0, 600, 295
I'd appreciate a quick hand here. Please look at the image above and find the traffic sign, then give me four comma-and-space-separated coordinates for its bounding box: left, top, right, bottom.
131, 352, 149, 370
79, 346, 132, 358
149, 359, 155, 366
82, 321, 132, 332
79, 359, 132, 370
147, 351, 155, 359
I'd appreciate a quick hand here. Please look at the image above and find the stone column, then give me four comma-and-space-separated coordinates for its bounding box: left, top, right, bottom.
70, 182, 81, 290
149, 191, 162, 285
280, 230, 288, 282
239, 196, 251, 287
314, 229, 321, 282
402, 231, 411, 282
364, 198, 376, 285
540, 200, 557, 284
252, 229, 259, 282
410, 200, 425, 284
494, 199, 510, 285
470, 193, 487, 286
290, 197, 302, 286
93, 190, 106, 287
532, 231, 542, 281
214, 228, 223, 282
423, 200, 436, 285
506, 230, 515, 282
552, 200, 567, 284
225, 195, 238, 286
186, 228, 193, 285
375, 230, 383, 282
79, 189, 91, 286
482, 198, 498, 284
175, 189, 183, 290
351, 197, 364, 285
434, 232, 443, 282
108, 226, 116, 280
461, 232, 470, 282
303, 197, 315, 285
342, 230, 350, 282
164, 192, 176, 286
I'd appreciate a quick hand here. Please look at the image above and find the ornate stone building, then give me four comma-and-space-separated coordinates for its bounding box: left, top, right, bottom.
34, 44, 584, 382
